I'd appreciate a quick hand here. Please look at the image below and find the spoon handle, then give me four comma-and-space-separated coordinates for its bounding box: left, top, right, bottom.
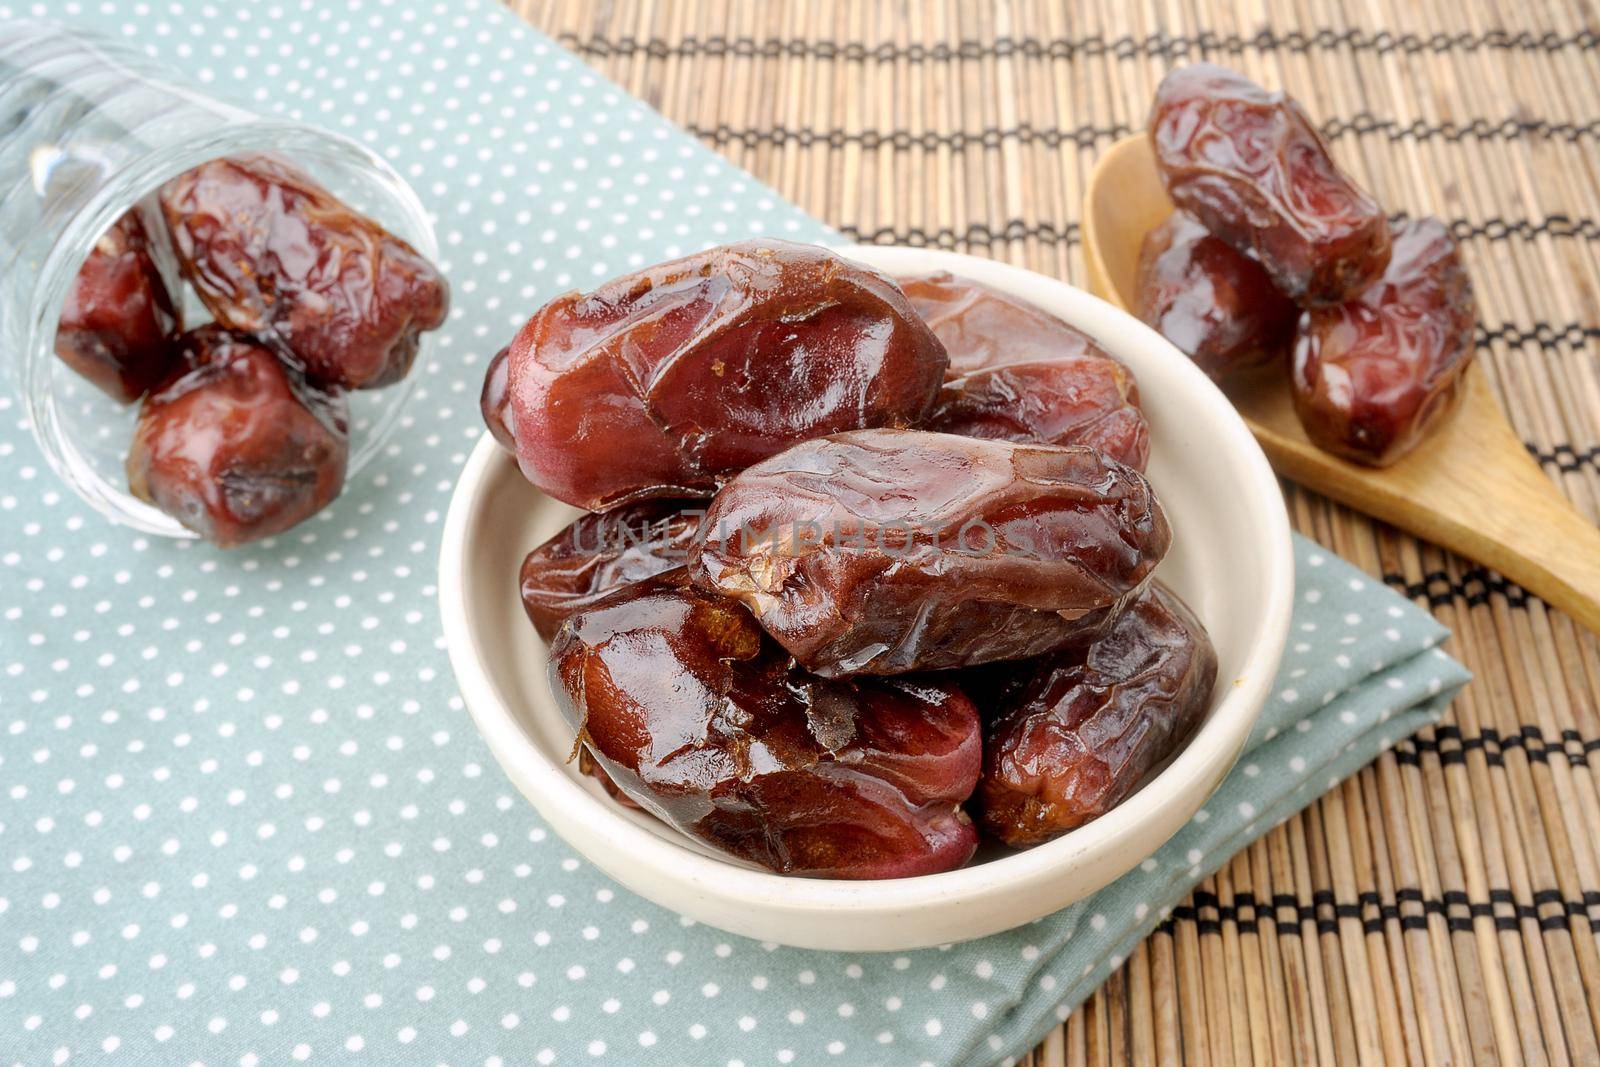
1247, 371, 1600, 631
1437, 454, 1600, 633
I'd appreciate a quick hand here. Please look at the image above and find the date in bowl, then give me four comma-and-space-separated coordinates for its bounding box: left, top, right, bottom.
438, 246, 1294, 951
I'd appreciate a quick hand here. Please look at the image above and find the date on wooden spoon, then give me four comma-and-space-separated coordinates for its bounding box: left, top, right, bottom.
1084, 133, 1600, 633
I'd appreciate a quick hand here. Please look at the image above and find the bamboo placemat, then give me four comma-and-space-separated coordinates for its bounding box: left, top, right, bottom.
509, 2, 1600, 1063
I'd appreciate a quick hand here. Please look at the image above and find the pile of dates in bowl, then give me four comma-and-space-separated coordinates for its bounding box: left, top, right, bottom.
484, 239, 1221, 880
1135, 63, 1478, 467
52, 154, 449, 546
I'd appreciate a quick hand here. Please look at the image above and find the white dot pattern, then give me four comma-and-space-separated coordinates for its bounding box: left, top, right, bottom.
0, 3, 1471, 1065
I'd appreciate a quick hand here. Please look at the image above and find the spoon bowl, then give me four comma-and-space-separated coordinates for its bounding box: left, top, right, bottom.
1084, 133, 1600, 633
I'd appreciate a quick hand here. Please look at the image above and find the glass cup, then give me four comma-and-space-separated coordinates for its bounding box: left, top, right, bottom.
0, 20, 439, 537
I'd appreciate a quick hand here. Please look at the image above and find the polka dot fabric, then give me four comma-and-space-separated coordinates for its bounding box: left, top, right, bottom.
0, 4, 1469, 1065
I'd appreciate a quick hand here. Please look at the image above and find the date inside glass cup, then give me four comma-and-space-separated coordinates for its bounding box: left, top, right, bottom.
52, 154, 450, 547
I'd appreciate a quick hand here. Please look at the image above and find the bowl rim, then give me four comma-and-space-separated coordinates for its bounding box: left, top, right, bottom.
439, 244, 1294, 917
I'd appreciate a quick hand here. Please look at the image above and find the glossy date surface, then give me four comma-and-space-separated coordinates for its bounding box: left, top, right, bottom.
502, 240, 948, 510
1134, 211, 1298, 379
929, 359, 1150, 471
900, 272, 1149, 469
692, 429, 1170, 677
1149, 64, 1391, 306
480, 346, 515, 451
55, 208, 181, 403
160, 155, 449, 390
898, 271, 1121, 377
126, 326, 349, 546
1290, 217, 1476, 466
976, 582, 1217, 848
520, 501, 705, 642
549, 571, 981, 879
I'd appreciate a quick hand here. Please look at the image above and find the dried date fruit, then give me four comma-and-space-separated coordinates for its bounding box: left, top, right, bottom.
929, 360, 1149, 471
899, 272, 1149, 469
126, 326, 349, 546
898, 270, 1120, 378
977, 582, 1217, 848
501, 240, 948, 510
480, 345, 515, 451
54, 208, 181, 403
1290, 217, 1476, 466
160, 154, 449, 390
1133, 210, 1298, 379
1149, 64, 1391, 305
520, 501, 705, 641
549, 571, 981, 879
692, 429, 1170, 677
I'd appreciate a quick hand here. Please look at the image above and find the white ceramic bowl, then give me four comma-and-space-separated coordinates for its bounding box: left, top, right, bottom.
439, 245, 1293, 952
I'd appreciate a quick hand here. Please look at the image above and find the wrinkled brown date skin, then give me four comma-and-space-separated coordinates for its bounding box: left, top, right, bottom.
55, 208, 181, 403
549, 571, 982, 879
692, 429, 1170, 677
929, 361, 1149, 471
1133, 211, 1298, 379
1290, 217, 1476, 466
160, 155, 449, 390
1150, 64, 1391, 306
480, 346, 515, 451
520, 501, 705, 641
126, 326, 349, 547
898, 271, 1122, 378
503, 240, 948, 510
977, 582, 1217, 848
898, 272, 1150, 469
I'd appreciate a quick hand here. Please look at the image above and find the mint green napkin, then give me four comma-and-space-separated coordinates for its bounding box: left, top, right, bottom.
0, 4, 1468, 1065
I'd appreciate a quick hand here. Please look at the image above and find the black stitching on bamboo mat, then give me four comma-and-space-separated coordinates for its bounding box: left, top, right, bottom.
1444, 214, 1600, 241
1390, 211, 1600, 243
558, 29, 1600, 62
684, 116, 1600, 151
686, 122, 1135, 150
835, 214, 1600, 249
1161, 886, 1600, 938
1476, 321, 1600, 348
835, 220, 1079, 248
1390, 723, 1600, 769
1526, 442, 1600, 473
1382, 567, 1530, 610
1323, 114, 1600, 142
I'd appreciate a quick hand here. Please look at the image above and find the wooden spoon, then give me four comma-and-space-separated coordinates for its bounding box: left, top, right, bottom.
1083, 133, 1600, 633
